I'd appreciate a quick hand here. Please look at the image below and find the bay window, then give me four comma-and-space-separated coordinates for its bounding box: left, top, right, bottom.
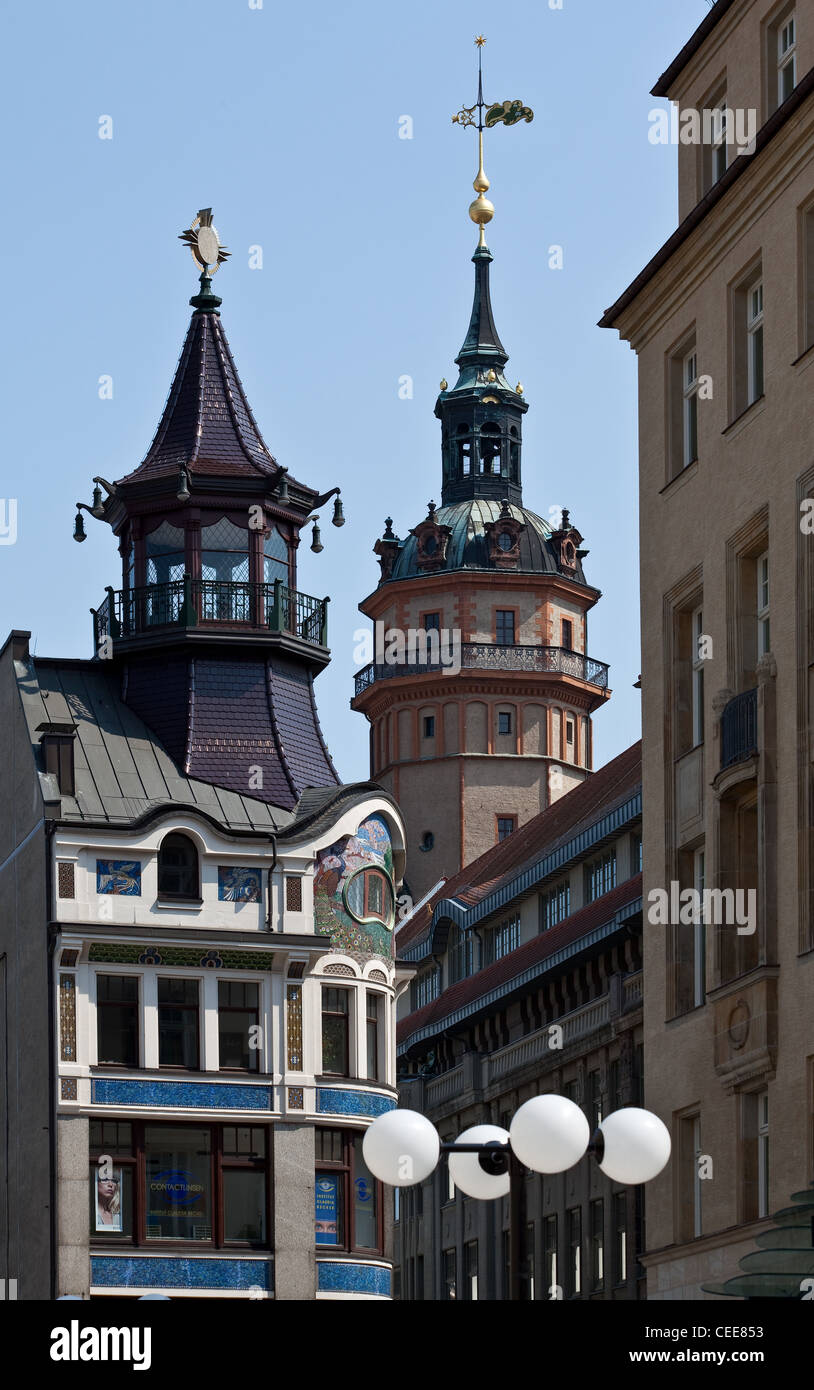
315, 1128, 383, 1254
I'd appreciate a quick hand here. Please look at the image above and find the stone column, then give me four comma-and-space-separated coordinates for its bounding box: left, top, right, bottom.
57, 1114, 90, 1299
273, 1123, 315, 1300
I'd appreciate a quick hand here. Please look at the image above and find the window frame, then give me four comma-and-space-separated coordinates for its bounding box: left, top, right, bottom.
757, 550, 770, 657
157, 832, 200, 903
343, 866, 395, 930
747, 281, 764, 406
778, 12, 797, 104
217, 978, 261, 1074
96, 973, 140, 1069
691, 605, 705, 748
320, 986, 351, 1077
495, 609, 517, 647
157, 976, 201, 1071
88, 1120, 271, 1251
496, 814, 517, 842
314, 1127, 385, 1255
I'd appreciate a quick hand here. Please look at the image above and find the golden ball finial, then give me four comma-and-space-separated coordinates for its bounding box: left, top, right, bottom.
440, 378, 448, 391
486, 368, 497, 382
469, 194, 494, 227
516, 381, 524, 395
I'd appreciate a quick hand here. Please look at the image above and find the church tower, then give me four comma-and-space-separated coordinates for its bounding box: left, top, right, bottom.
351, 45, 611, 899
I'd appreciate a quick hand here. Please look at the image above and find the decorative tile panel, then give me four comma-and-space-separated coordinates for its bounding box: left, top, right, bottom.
316, 1089, 396, 1118
90, 1255, 272, 1291
324, 963, 354, 976
287, 1087, 304, 1109
91, 1079, 272, 1110
218, 867, 262, 902
88, 944, 273, 971
57, 862, 75, 899
368, 969, 387, 984
59, 974, 76, 1062
285, 876, 303, 912
60, 1078, 78, 1101
96, 860, 141, 895
286, 984, 303, 1070
316, 1261, 391, 1297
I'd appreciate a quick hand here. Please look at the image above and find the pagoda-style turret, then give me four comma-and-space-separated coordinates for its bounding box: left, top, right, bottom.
74, 209, 344, 808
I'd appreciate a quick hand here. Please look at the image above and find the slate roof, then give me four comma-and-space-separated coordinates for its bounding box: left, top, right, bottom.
15, 654, 293, 832
397, 871, 642, 1052
386, 499, 586, 584
117, 309, 314, 495
397, 740, 642, 954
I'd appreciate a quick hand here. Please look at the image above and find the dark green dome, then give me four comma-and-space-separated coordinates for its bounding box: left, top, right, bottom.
386, 499, 586, 584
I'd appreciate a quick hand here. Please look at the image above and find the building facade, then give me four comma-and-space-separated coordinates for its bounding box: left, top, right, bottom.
394, 743, 644, 1300
0, 223, 407, 1301
351, 237, 611, 901
601, 0, 814, 1298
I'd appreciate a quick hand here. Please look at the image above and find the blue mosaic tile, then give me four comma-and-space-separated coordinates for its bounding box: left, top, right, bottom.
317, 1261, 391, 1296
91, 1256, 272, 1291
92, 1079, 272, 1110
316, 1088, 397, 1118
96, 860, 141, 895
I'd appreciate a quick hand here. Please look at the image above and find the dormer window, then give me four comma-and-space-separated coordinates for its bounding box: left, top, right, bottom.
39, 725, 76, 796
158, 833, 200, 901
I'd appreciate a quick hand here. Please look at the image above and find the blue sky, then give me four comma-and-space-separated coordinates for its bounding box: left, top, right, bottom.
1, 0, 710, 783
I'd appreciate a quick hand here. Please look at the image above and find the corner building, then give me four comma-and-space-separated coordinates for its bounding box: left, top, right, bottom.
352, 240, 611, 901
0, 240, 407, 1300
601, 0, 814, 1298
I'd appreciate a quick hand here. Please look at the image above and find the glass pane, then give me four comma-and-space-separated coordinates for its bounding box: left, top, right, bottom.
91, 1163, 133, 1237
98, 1002, 139, 1067
367, 872, 384, 917
353, 1137, 378, 1249
224, 1169, 266, 1242
322, 1015, 348, 1074
316, 1172, 343, 1245
144, 1126, 212, 1241
219, 1009, 258, 1070
158, 981, 199, 1068
345, 873, 365, 918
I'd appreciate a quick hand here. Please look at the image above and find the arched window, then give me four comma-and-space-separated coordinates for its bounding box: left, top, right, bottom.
200, 518, 251, 621
509, 426, 520, 480
344, 867, 394, 929
480, 421, 502, 475
158, 833, 199, 900
456, 423, 471, 478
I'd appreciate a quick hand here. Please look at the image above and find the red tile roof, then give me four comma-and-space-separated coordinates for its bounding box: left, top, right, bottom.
397, 871, 642, 1049
397, 740, 641, 953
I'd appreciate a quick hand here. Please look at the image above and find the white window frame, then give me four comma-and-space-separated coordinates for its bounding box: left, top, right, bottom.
757, 1090, 769, 1218
757, 550, 770, 657
692, 1115, 703, 1238
778, 13, 797, 104
683, 349, 699, 466
711, 101, 728, 184
692, 606, 705, 748
747, 281, 764, 405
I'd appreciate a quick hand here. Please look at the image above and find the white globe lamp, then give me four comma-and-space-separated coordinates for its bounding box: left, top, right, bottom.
509, 1094, 590, 1173
362, 1108, 440, 1187
597, 1107, 671, 1184
448, 1125, 510, 1200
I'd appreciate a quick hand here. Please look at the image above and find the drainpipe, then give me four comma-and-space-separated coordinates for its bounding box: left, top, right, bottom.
265, 835, 278, 931
45, 820, 58, 1300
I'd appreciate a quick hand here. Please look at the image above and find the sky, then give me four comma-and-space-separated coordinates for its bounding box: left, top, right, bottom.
1, 0, 711, 784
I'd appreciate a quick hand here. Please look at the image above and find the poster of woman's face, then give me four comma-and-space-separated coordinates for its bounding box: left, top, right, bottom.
95, 1168, 122, 1231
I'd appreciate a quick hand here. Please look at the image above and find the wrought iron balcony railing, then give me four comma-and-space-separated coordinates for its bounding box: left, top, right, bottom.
720, 687, 758, 770
92, 577, 328, 649
353, 643, 609, 697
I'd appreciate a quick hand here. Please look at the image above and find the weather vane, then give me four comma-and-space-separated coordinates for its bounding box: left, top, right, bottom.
452, 36, 533, 246
178, 208, 230, 274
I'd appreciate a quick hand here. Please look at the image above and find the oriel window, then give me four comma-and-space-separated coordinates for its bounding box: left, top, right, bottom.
321, 987, 350, 1075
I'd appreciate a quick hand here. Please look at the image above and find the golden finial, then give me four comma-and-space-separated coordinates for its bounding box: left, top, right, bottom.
516, 381, 524, 395
452, 38, 534, 248
440, 378, 448, 391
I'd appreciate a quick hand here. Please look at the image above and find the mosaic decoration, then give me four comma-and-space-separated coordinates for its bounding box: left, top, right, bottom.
313, 815, 395, 957
59, 974, 76, 1062
57, 862, 75, 899
368, 969, 387, 984
286, 985, 303, 1070
287, 1087, 304, 1110
90, 1255, 272, 1292
285, 876, 303, 912
316, 1261, 391, 1297
316, 1089, 396, 1118
324, 963, 355, 977
96, 860, 141, 896
89, 944, 274, 971
218, 866, 262, 902
61, 1078, 78, 1101
92, 1079, 272, 1110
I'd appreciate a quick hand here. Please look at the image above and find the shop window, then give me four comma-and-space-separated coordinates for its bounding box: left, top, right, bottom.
315, 1128, 383, 1254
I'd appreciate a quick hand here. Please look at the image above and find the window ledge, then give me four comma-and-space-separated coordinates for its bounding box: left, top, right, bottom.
659, 458, 698, 497
791, 342, 814, 370
722, 394, 766, 439
155, 899, 203, 912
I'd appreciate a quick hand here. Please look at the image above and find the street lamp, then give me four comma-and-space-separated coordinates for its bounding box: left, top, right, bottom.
363, 1097, 671, 1300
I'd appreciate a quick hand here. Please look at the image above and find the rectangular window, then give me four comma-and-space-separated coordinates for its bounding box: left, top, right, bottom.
443, 1249, 457, 1300
495, 610, 515, 646
678, 1112, 703, 1241
544, 1214, 558, 1299
589, 1198, 604, 1291
366, 992, 380, 1081
692, 606, 705, 747
613, 1192, 627, 1285
89, 1121, 268, 1248
315, 1128, 382, 1253
497, 815, 516, 842
589, 1071, 603, 1130
157, 978, 199, 1070
757, 551, 770, 657
693, 847, 707, 1008
586, 850, 617, 903
540, 881, 571, 930
561, 618, 573, 650
742, 1091, 770, 1221
778, 12, 797, 104
42, 734, 76, 796
410, 967, 440, 1011
748, 281, 764, 405
567, 1207, 582, 1296
633, 834, 643, 873
464, 1240, 478, 1301
483, 915, 520, 966
423, 715, 435, 739
803, 204, 814, 353
683, 349, 699, 465
218, 980, 260, 1073
565, 716, 575, 747
524, 1222, 535, 1302
423, 612, 440, 631
498, 710, 512, 736
96, 975, 139, 1067
321, 988, 350, 1076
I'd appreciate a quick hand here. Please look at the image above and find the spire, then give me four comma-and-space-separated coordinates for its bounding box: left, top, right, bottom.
454, 243, 508, 379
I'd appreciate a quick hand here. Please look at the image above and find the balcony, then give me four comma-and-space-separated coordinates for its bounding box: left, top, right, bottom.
92, 577, 328, 652
720, 687, 758, 770
353, 643, 609, 698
